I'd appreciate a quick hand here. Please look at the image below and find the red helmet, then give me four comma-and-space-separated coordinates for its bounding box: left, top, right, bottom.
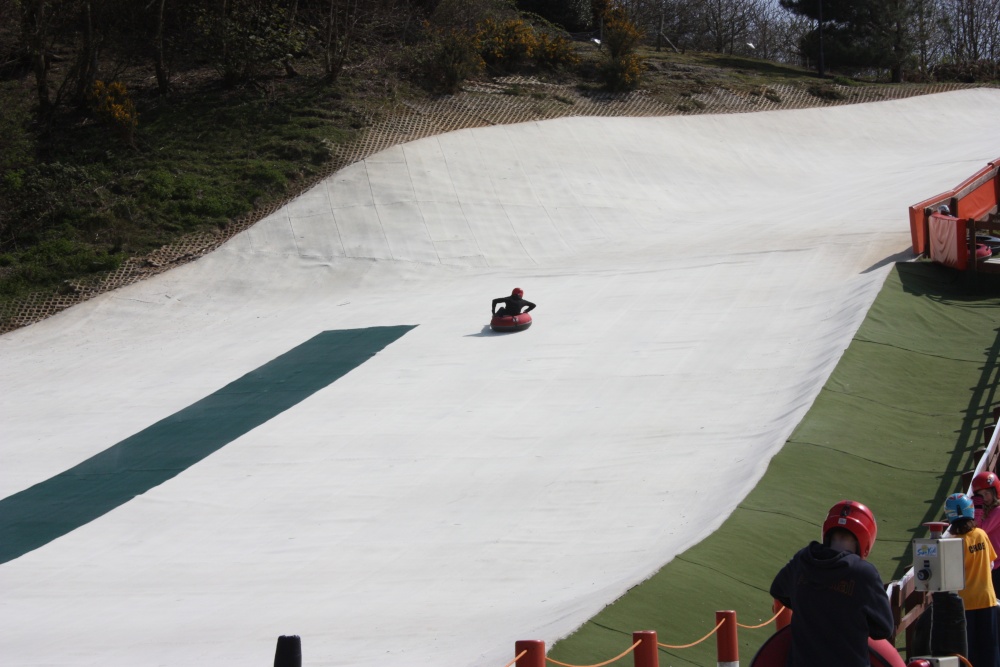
822, 500, 877, 559
511, 287, 524, 297
972, 471, 1000, 496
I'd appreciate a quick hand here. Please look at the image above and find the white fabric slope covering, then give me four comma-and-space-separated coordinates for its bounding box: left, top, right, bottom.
2, 89, 999, 667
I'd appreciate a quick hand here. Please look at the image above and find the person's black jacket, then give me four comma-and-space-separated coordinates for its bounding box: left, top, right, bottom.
770, 541, 894, 667
492, 296, 535, 317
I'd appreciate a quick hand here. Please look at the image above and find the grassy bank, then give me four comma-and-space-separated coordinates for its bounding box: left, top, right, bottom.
4, 41, 987, 333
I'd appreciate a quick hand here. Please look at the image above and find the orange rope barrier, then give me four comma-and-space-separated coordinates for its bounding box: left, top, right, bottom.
503, 649, 528, 667
737, 605, 786, 629
544, 640, 642, 667
656, 619, 726, 649
954, 655, 973, 667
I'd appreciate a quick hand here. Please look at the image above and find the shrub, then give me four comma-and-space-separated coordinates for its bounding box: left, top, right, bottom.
143, 169, 175, 199
807, 84, 845, 101
477, 17, 536, 72
0, 237, 124, 296
88, 81, 139, 147
534, 31, 580, 69
193, 3, 311, 86
931, 60, 1000, 83
600, 53, 641, 91
597, 9, 642, 91
424, 26, 484, 93
601, 8, 642, 59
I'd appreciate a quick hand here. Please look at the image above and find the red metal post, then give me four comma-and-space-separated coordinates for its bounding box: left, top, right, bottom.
514, 639, 545, 667
716, 610, 738, 667
632, 630, 659, 667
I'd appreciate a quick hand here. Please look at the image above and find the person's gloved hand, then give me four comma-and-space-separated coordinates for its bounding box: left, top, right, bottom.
973, 493, 985, 508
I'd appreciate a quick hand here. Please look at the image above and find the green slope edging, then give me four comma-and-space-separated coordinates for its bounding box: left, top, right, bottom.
550, 263, 1000, 666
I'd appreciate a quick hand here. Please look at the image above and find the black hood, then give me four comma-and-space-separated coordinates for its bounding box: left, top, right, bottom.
799, 540, 859, 578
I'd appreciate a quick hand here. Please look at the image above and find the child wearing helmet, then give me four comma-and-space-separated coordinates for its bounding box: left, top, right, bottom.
944, 492, 1000, 667
769, 500, 894, 667
971, 471, 1000, 599
492, 287, 536, 319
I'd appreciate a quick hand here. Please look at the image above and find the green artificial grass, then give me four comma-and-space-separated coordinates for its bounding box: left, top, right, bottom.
549, 262, 1000, 667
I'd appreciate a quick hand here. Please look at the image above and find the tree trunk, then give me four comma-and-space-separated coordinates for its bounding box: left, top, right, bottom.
154, 0, 169, 95
74, 1, 100, 104
24, 0, 52, 116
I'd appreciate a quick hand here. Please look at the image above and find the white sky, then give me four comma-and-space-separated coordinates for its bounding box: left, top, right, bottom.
2, 88, 999, 667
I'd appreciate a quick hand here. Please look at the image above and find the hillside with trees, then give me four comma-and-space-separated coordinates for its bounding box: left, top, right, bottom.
1, 0, 997, 331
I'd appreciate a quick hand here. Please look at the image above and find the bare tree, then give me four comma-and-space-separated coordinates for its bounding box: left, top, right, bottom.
322, 0, 359, 79
21, 0, 53, 115
699, 0, 755, 54
938, 0, 998, 63
745, 0, 808, 62
153, 0, 169, 94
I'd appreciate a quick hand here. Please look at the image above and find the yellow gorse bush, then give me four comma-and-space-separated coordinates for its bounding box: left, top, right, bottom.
602, 9, 643, 60
535, 32, 580, 68
476, 17, 536, 71
89, 80, 139, 145
598, 8, 642, 91
602, 53, 641, 90
426, 17, 578, 91
475, 17, 577, 72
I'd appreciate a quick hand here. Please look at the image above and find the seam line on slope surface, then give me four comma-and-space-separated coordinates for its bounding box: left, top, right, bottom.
853, 336, 993, 363
588, 621, 633, 638
673, 553, 774, 596
735, 506, 820, 526
820, 385, 957, 417
786, 438, 956, 472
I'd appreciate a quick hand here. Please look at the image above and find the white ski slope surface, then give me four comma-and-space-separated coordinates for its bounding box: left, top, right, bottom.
2, 88, 999, 667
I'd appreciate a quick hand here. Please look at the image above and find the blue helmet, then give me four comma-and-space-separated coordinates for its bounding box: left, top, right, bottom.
944, 493, 975, 522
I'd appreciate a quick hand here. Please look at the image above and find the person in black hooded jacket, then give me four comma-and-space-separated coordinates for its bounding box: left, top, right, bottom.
492, 287, 536, 319
769, 500, 895, 667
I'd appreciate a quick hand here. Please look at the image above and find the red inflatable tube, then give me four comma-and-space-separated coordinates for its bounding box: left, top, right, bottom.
490, 312, 532, 333
748, 626, 905, 667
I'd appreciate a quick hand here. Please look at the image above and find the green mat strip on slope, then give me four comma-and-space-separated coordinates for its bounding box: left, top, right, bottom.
550, 263, 1000, 667
0, 326, 416, 564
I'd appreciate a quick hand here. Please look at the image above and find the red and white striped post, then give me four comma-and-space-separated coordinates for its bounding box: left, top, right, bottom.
716, 610, 738, 667
514, 639, 545, 667
632, 630, 658, 667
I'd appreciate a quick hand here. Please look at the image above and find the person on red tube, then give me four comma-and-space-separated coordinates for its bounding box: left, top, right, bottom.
769, 500, 894, 667
492, 287, 536, 319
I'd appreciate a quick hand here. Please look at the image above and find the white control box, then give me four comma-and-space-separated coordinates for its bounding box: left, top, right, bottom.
910, 657, 960, 666
913, 537, 965, 592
